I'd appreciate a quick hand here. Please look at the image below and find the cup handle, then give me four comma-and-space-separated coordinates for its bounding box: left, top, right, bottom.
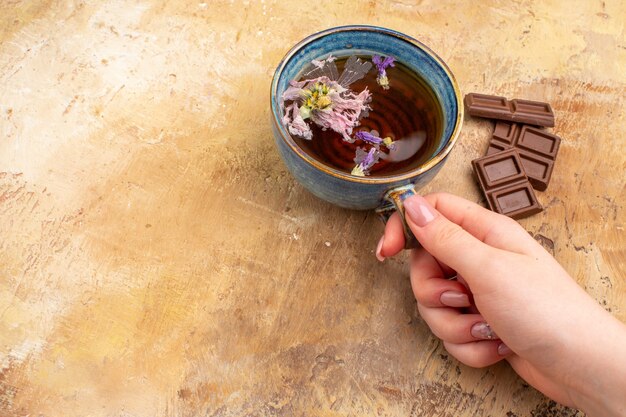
375, 184, 420, 249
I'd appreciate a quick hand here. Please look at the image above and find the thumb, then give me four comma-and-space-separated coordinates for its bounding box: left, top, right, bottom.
403, 195, 500, 281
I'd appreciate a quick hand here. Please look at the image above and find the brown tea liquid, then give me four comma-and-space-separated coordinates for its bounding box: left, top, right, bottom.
293, 57, 443, 177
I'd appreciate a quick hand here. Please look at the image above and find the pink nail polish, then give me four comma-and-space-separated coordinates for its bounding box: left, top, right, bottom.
471, 322, 498, 340
376, 235, 385, 262
498, 343, 512, 356
440, 291, 470, 307
403, 195, 437, 227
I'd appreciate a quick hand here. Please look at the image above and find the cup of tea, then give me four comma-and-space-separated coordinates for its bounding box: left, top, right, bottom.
270, 25, 463, 247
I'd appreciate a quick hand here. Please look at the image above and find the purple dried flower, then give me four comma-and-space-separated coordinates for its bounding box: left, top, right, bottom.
351, 147, 380, 176
354, 130, 396, 150
372, 55, 395, 73
355, 130, 383, 145
372, 55, 395, 89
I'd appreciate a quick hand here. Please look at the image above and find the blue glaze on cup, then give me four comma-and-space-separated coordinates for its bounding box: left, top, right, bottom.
270, 26, 463, 245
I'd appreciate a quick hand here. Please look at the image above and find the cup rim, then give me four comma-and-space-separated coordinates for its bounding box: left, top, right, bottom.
270, 25, 463, 184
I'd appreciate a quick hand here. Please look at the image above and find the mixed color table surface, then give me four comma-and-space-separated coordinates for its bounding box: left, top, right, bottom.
1, 1, 624, 416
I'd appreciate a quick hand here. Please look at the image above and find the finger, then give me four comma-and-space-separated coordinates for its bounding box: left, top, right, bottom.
422, 192, 544, 257
403, 195, 504, 283
457, 275, 469, 289
376, 212, 405, 260
465, 304, 480, 314
455, 274, 478, 311
418, 303, 495, 344
410, 249, 470, 308
436, 260, 456, 277
443, 340, 510, 368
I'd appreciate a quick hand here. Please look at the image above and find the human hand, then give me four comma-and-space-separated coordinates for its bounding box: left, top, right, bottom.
376, 193, 626, 416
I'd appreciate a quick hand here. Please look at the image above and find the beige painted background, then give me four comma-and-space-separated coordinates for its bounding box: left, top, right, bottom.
1, 1, 624, 416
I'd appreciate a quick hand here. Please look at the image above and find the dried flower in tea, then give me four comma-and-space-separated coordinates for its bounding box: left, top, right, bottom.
351, 147, 380, 177
282, 102, 312, 140
282, 54, 401, 177
354, 130, 395, 150
372, 55, 395, 90
281, 55, 372, 142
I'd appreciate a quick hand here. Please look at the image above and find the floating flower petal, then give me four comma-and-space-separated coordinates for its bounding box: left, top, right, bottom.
283, 103, 312, 140
355, 130, 383, 145
280, 56, 373, 146
302, 54, 339, 80
310, 86, 371, 141
337, 55, 373, 87
372, 55, 395, 90
354, 130, 396, 150
351, 147, 380, 176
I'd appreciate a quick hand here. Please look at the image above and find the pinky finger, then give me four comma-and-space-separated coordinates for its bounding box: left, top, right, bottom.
443, 340, 511, 368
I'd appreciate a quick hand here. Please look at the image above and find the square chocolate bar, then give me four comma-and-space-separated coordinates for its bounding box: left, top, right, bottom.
472, 149, 542, 219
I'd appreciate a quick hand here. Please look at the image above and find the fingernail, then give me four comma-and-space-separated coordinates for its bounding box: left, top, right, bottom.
471, 322, 498, 340
403, 195, 437, 227
375, 235, 385, 262
497, 343, 512, 356
440, 291, 470, 307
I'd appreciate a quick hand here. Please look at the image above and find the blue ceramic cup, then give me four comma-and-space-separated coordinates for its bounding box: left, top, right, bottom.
270, 26, 463, 247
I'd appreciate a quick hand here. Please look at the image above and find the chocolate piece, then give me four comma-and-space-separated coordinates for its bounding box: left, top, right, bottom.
516, 125, 560, 158
465, 93, 555, 127
488, 183, 542, 219
488, 122, 561, 191
486, 141, 508, 155
472, 149, 542, 219
492, 120, 521, 145
516, 150, 553, 191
